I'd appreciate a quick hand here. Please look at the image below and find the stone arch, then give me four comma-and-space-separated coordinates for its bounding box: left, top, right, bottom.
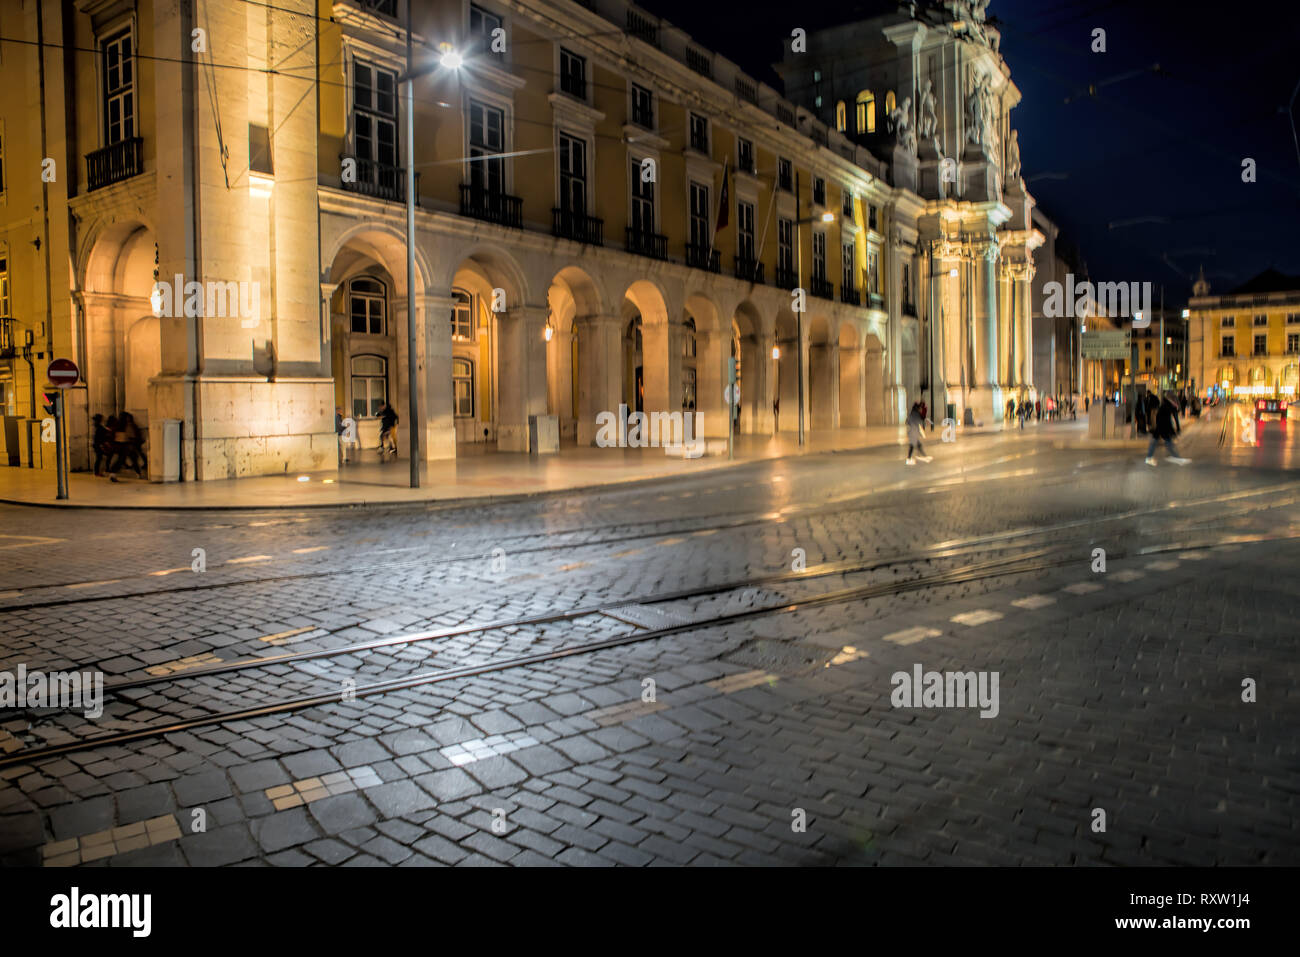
547, 264, 605, 441
864, 330, 887, 425
808, 315, 837, 430
838, 322, 863, 428
323, 221, 434, 296
685, 291, 725, 439
79, 221, 159, 450
732, 300, 766, 434
774, 308, 799, 433
622, 279, 672, 439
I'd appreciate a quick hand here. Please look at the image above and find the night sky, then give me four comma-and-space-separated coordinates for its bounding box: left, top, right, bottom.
637, 0, 1300, 304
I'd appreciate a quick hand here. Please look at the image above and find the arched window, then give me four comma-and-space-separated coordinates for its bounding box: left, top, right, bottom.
681, 317, 697, 411
682, 317, 697, 358
856, 91, 875, 134
349, 277, 386, 335
451, 289, 474, 340
453, 357, 474, 417
885, 90, 896, 115
350, 354, 387, 418
834, 100, 846, 132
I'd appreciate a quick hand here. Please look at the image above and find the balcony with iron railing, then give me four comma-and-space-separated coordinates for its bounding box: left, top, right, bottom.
774, 265, 797, 290
734, 257, 765, 284
626, 227, 668, 260
626, 9, 659, 47
459, 185, 522, 229
552, 207, 604, 245
86, 136, 144, 191
685, 244, 720, 273
810, 275, 834, 300
342, 157, 419, 205
840, 284, 860, 306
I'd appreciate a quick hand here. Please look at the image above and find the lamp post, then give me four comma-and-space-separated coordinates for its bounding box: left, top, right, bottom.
399, 32, 462, 489
792, 171, 835, 447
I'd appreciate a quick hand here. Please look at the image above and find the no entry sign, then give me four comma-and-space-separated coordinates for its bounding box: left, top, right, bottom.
47, 358, 80, 388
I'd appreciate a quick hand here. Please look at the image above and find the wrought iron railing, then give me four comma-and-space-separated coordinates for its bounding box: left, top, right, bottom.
626, 227, 668, 260
86, 136, 144, 191
810, 275, 834, 300
342, 157, 419, 205
734, 257, 765, 284
685, 244, 720, 273
459, 185, 522, 229
552, 207, 604, 245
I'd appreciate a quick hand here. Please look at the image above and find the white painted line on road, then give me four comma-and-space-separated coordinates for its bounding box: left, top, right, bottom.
43, 814, 182, 866
149, 567, 190, 577
1062, 582, 1102, 595
65, 579, 122, 589
1147, 560, 1180, 571
655, 537, 685, 546
259, 626, 317, 645
293, 546, 328, 554
707, 669, 778, 694
882, 626, 943, 645
1011, 594, 1056, 609
951, 610, 1004, 626
266, 765, 380, 811
1111, 569, 1145, 582
441, 731, 539, 766
227, 555, 272, 564
827, 645, 868, 666
1177, 551, 1209, 560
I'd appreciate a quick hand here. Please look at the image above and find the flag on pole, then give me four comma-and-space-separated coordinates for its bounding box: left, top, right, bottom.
714, 159, 730, 234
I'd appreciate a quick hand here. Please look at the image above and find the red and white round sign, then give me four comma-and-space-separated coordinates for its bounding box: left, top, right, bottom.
47, 358, 80, 389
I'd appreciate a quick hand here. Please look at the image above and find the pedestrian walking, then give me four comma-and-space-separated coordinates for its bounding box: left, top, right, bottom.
378, 403, 399, 457
335, 407, 350, 465
1145, 392, 1190, 467
108, 411, 146, 481
905, 401, 932, 465
92, 414, 112, 476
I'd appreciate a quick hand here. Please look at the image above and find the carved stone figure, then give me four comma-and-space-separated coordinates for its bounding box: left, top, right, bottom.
1006, 128, 1021, 183
889, 95, 917, 155
965, 75, 985, 148
918, 80, 938, 141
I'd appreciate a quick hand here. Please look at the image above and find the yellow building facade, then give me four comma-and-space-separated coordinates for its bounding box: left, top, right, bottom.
1, 0, 1039, 480
1188, 269, 1300, 401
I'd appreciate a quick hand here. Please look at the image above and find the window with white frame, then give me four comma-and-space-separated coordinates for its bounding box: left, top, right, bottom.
689, 112, 709, 153
1221, 315, 1235, 327
560, 48, 587, 99
1253, 314, 1268, 326
778, 157, 792, 191
351, 355, 387, 418
468, 99, 505, 196
689, 182, 710, 249
737, 137, 754, 174
631, 83, 654, 128
349, 277, 386, 335
811, 231, 827, 280
469, 4, 504, 59
558, 133, 587, 216
451, 290, 475, 341
867, 249, 879, 294
778, 218, 793, 273
453, 357, 475, 417
354, 61, 397, 168
737, 201, 755, 261
102, 28, 135, 144
630, 157, 655, 233
842, 240, 856, 291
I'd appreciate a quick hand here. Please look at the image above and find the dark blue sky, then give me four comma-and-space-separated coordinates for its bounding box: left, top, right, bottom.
638, 0, 1300, 304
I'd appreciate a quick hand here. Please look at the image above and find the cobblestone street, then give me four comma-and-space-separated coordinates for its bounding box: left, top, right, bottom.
2, 420, 1297, 866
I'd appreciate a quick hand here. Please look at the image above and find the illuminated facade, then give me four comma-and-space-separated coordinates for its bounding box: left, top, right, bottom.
1188, 269, 1300, 400
1, 0, 1041, 480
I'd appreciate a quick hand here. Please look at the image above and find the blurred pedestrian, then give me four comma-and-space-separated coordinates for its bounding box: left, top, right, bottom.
378, 403, 399, 457
1146, 392, 1190, 467
92, 414, 111, 476
905, 401, 932, 465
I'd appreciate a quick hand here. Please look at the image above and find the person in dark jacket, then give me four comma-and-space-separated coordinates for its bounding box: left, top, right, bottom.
1146, 392, 1190, 466
92, 414, 111, 476
378, 404, 399, 457
905, 402, 932, 465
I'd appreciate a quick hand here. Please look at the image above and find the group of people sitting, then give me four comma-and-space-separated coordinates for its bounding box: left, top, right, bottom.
91, 412, 147, 481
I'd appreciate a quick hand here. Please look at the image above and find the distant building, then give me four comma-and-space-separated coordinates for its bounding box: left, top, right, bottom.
1188, 268, 1300, 401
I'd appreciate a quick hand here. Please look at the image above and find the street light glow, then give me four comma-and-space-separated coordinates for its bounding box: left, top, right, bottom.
439, 43, 462, 70
821, 212, 835, 223
772, 346, 781, 359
